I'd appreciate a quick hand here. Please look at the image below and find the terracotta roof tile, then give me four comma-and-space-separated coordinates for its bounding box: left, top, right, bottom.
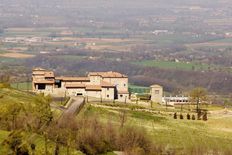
45, 71, 54, 78
65, 84, 86, 88
88, 71, 127, 78
85, 85, 102, 91
100, 81, 115, 88
33, 80, 55, 84
118, 90, 129, 94
56, 77, 90, 81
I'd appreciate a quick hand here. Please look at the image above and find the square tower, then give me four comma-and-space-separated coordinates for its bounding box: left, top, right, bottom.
150, 84, 163, 104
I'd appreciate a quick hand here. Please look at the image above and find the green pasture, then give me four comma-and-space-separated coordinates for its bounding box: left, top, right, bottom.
133, 60, 210, 71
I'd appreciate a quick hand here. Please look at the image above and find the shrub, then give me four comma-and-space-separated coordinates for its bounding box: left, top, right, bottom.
117, 126, 152, 154
125, 147, 145, 155
47, 115, 162, 155
187, 113, 191, 120
180, 114, 184, 119
173, 113, 177, 119
75, 118, 115, 155
2, 130, 29, 155
203, 112, 208, 121
192, 115, 196, 120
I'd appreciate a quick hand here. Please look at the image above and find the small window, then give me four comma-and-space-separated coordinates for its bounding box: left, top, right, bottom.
107, 88, 109, 91
38, 84, 46, 90
124, 84, 126, 86
120, 95, 123, 98
155, 90, 159, 94
107, 95, 109, 98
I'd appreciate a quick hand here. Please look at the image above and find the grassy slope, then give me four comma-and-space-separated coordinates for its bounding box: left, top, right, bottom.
0, 88, 83, 155
0, 88, 35, 105
2, 88, 232, 154
80, 103, 232, 154
11, 82, 32, 91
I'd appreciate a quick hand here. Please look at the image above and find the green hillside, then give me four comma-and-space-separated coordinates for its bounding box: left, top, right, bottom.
0, 88, 83, 155
1, 88, 232, 154
0, 88, 35, 105
80, 103, 232, 154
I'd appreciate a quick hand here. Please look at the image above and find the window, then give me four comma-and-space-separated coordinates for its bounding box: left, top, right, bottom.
107, 95, 109, 98
107, 88, 109, 91
120, 95, 123, 98
124, 84, 126, 87
155, 90, 159, 94
38, 84, 46, 90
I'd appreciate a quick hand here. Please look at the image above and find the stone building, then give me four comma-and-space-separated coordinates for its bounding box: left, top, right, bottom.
150, 84, 163, 104
32, 68, 129, 101
150, 84, 190, 106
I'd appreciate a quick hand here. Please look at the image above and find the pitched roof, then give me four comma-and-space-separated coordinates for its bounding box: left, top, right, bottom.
32, 71, 46, 75
118, 90, 129, 94
85, 85, 102, 91
44, 71, 54, 78
65, 83, 86, 88
56, 76, 90, 81
88, 71, 127, 78
100, 81, 115, 88
33, 67, 46, 71
65, 81, 115, 89
33, 80, 55, 84
150, 84, 163, 88
32, 69, 54, 78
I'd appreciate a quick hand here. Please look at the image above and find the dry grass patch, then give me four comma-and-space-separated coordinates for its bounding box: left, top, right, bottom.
0, 52, 35, 58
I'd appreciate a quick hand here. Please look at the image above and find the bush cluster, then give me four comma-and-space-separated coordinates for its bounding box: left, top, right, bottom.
173, 113, 206, 121
47, 116, 163, 155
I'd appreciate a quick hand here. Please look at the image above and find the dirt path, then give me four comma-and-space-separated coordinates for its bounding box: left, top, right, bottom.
56, 97, 85, 124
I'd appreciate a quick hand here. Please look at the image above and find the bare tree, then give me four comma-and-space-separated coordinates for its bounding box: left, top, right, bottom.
120, 110, 127, 128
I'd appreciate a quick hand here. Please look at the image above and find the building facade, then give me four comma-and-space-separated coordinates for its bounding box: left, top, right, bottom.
150, 84, 190, 106
162, 96, 190, 106
150, 84, 163, 104
32, 68, 129, 101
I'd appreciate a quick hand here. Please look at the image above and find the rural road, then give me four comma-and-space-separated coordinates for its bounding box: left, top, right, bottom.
63, 97, 85, 115
55, 96, 85, 124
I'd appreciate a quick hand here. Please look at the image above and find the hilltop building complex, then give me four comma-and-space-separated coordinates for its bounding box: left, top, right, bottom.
32, 68, 129, 101
32, 68, 190, 105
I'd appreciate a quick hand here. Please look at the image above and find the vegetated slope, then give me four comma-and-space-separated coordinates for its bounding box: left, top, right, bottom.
0, 88, 83, 155
80, 104, 232, 154
0, 88, 35, 105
